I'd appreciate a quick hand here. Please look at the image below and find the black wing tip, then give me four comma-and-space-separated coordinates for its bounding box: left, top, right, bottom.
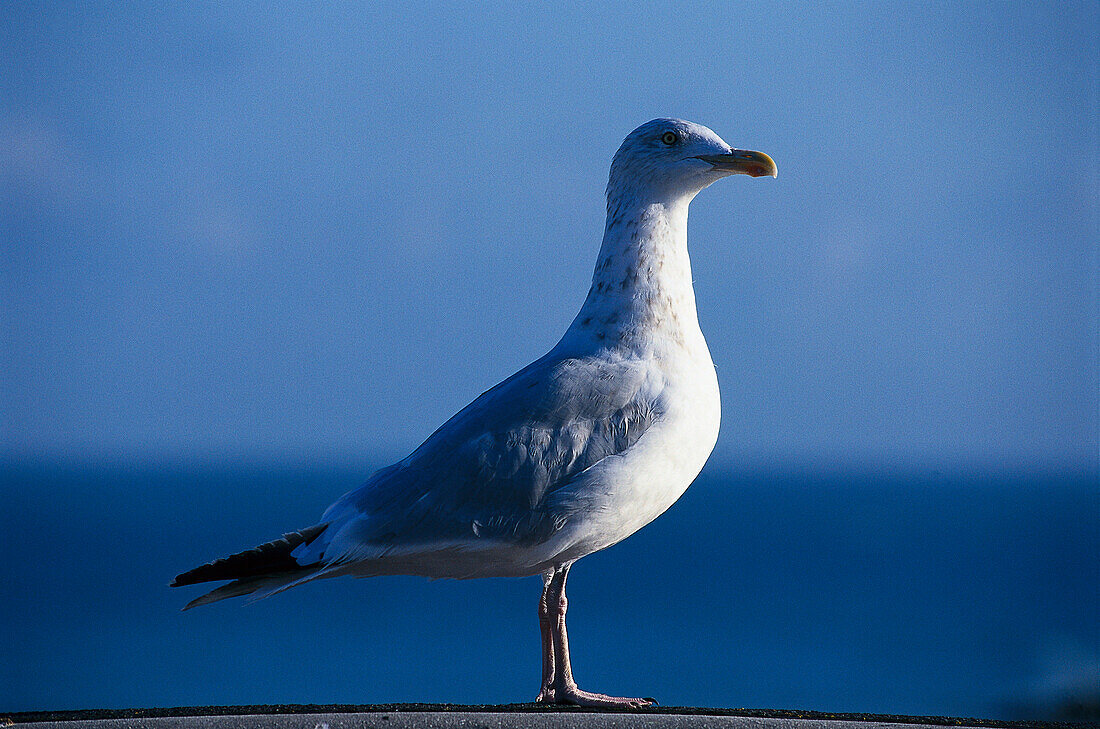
171, 524, 328, 588
171, 559, 228, 587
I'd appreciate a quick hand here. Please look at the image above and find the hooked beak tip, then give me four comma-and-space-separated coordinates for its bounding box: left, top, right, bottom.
697, 149, 777, 179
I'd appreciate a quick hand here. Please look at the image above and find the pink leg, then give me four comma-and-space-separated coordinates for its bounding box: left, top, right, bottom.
535, 571, 557, 702
534, 563, 655, 708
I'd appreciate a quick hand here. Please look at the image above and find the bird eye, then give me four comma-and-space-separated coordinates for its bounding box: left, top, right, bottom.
661, 131, 679, 145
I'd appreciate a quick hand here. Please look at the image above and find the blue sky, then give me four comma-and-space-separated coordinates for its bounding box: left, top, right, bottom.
3, 2, 1097, 474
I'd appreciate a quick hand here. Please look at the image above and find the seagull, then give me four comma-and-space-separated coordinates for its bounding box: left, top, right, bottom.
173, 118, 776, 707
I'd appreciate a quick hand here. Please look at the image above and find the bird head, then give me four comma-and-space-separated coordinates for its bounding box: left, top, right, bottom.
607, 118, 776, 205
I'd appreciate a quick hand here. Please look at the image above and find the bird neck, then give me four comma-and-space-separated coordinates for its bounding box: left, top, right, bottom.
563, 196, 708, 358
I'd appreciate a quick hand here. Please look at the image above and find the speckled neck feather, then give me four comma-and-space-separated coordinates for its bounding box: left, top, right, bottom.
567, 192, 702, 356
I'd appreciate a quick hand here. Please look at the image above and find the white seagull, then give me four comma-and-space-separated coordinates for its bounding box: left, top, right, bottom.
173, 118, 776, 707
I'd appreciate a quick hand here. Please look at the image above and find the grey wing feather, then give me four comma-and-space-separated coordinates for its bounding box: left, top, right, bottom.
298, 351, 660, 565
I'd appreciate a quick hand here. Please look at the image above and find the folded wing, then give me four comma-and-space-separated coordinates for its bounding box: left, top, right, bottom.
298, 350, 662, 568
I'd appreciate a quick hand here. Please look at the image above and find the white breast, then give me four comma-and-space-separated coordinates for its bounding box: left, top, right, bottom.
544, 348, 717, 563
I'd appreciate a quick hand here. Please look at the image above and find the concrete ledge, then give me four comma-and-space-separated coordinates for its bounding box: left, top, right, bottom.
1, 705, 1076, 729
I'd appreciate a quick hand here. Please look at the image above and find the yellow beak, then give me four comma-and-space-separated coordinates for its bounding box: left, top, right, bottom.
695, 149, 777, 178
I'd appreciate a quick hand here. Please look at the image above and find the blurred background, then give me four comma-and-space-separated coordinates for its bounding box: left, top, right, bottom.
2, 2, 1097, 721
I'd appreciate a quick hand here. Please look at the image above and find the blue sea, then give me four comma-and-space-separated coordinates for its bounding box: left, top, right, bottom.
2, 460, 1097, 720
